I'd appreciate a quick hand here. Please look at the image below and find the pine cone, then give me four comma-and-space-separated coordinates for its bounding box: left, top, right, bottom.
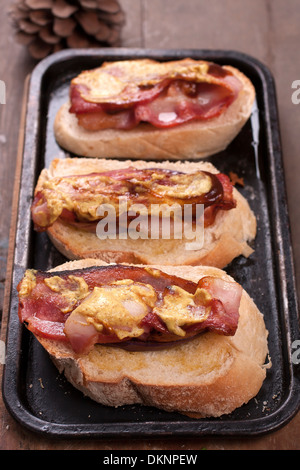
10, 0, 125, 59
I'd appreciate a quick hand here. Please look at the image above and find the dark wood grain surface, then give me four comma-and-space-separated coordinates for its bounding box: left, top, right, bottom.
0, 0, 299, 450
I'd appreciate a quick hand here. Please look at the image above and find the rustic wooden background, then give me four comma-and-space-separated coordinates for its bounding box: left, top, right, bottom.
0, 0, 299, 450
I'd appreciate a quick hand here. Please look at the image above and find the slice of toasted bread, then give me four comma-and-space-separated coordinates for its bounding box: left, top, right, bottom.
32, 259, 270, 418
35, 158, 256, 268
54, 65, 255, 160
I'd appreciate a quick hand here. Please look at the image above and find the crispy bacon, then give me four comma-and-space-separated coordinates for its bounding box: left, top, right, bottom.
70, 85, 139, 130
70, 78, 241, 131
196, 276, 241, 335
18, 265, 242, 354
31, 167, 236, 232
133, 80, 238, 129
203, 173, 236, 227
69, 59, 242, 131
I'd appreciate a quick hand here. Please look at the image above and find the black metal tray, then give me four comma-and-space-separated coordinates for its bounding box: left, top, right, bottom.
2, 48, 300, 438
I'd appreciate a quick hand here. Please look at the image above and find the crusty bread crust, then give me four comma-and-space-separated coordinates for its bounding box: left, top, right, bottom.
53, 66, 255, 160
35, 158, 256, 268
34, 259, 270, 418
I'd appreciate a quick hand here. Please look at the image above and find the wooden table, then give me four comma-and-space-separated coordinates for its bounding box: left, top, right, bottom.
0, 0, 299, 450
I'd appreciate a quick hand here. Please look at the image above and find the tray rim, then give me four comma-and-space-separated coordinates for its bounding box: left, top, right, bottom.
2, 47, 300, 438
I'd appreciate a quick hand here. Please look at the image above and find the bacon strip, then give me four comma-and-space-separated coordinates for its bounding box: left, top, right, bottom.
18, 265, 242, 354
69, 59, 242, 130
70, 80, 241, 131
31, 168, 236, 232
